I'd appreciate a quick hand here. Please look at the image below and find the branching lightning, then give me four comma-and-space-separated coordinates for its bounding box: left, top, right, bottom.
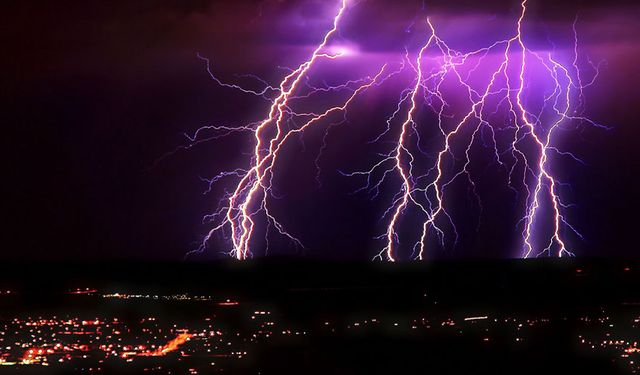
180, 0, 606, 260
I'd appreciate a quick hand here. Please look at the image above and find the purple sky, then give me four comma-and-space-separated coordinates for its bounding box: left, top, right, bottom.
3, 0, 640, 260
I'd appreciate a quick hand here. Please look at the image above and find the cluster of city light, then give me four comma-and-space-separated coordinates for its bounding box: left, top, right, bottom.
0, 306, 638, 372
102, 292, 215, 301
578, 313, 640, 372
0, 314, 260, 368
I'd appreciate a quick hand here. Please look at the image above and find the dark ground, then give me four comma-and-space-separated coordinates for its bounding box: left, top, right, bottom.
0, 258, 638, 374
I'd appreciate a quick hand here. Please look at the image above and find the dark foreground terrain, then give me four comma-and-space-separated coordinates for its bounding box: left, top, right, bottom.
0, 258, 638, 374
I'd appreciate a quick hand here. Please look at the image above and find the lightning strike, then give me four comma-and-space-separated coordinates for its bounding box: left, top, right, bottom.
181, 0, 606, 260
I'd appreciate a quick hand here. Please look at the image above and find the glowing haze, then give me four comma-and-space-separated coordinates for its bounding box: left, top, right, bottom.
185, 0, 609, 260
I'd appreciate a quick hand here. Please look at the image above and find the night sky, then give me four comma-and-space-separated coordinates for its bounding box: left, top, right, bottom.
4, 0, 639, 260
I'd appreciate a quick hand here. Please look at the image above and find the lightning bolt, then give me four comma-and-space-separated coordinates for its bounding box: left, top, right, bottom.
179, 0, 606, 260
347, 0, 605, 260
381, 27, 436, 262
189, 0, 401, 259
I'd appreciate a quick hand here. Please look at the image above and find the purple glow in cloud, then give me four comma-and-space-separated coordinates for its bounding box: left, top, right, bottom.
185, 0, 610, 260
